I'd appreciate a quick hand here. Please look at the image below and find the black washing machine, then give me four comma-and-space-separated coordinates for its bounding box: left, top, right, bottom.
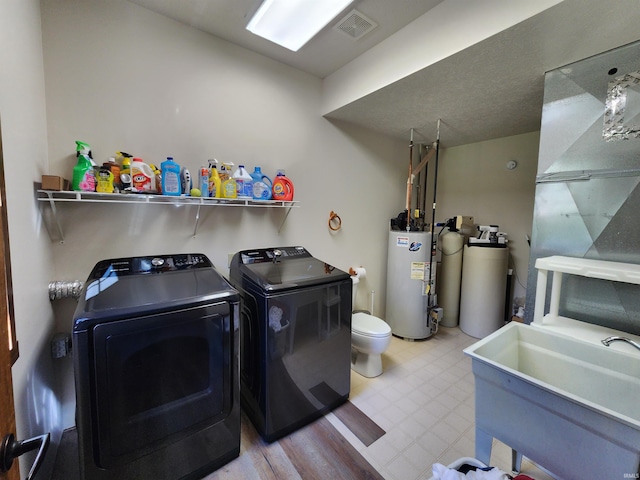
73, 254, 240, 480
229, 246, 352, 442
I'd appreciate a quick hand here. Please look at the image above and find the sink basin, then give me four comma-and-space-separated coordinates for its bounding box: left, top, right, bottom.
465, 321, 640, 479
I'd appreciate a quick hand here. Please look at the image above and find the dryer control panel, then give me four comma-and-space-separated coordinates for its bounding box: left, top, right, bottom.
89, 253, 212, 278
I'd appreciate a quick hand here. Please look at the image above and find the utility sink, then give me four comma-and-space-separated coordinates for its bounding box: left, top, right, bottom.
464, 256, 640, 480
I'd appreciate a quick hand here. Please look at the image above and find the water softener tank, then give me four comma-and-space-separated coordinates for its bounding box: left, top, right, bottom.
459, 245, 508, 338
439, 229, 464, 327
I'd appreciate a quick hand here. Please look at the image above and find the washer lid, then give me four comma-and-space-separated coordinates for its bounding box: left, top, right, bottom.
230, 246, 350, 291
352, 312, 391, 337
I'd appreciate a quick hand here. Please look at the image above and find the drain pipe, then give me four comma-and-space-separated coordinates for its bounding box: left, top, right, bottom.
48, 280, 84, 301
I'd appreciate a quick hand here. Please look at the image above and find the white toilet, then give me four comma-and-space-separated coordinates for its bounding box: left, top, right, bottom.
351, 276, 392, 378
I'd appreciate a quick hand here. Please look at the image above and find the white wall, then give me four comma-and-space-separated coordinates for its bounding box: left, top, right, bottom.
40, 0, 407, 427
434, 132, 540, 307
0, 0, 61, 477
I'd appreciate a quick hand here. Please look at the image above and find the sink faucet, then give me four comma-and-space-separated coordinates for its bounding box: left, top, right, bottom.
601, 336, 640, 352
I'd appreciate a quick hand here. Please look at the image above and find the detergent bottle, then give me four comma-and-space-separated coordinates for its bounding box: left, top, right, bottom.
208, 160, 222, 198
221, 177, 237, 198
161, 157, 181, 196
233, 165, 253, 199
130, 157, 157, 192
103, 158, 121, 190
272, 170, 294, 201
219, 162, 236, 198
72, 141, 97, 192
96, 166, 114, 193
251, 166, 272, 200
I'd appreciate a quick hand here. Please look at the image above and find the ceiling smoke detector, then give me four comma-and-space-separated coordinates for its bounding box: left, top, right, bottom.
333, 9, 377, 40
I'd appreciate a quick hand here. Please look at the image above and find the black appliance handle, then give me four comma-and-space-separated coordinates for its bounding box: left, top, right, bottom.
0, 432, 50, 480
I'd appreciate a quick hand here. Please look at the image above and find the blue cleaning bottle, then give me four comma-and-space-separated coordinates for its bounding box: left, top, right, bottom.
161, 157, 182, 196
251, 166, 272, 200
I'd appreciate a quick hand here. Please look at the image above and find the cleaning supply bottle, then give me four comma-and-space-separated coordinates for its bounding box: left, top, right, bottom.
272, 170, 294, 201
251, 166, 272, 200
233, 164, 253, 199
208, 160, 222, 198
181, 167, 192, 195
198, 167, 210, 197
161, 157, 181, 196
130, 157, 157, 193
221, 176, 237, 198
219, 162, 236, 198
103, 157, 121, 190
96, 166, 114, 193
149, 163, 162, 194
72, 141, 97, 192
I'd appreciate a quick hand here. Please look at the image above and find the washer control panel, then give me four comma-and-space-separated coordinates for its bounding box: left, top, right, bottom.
238, 246, 310, 264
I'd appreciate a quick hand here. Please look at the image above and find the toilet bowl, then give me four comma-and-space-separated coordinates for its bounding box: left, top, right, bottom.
351, 312, 392, 377
351, 275, 392, 378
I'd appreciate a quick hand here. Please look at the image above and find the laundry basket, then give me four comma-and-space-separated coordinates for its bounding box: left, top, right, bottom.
428, 457, 489, 480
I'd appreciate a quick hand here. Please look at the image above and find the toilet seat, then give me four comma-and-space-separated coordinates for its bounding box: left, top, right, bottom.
352, 312, 391, 338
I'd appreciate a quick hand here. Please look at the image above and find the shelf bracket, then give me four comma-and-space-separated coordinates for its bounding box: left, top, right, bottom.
41, 191, 65, 243
278, 205, 293, 234
193, 202, 202, 238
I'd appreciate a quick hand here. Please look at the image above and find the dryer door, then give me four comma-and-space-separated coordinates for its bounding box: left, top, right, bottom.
90, 302, 232, 469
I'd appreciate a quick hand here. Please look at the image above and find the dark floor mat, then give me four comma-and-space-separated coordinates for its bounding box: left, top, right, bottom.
332, 400, 385, 447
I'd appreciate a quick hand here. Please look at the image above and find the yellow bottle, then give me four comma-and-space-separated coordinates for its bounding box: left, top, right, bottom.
221, 177, 237, 198
209, 165, 222, 198
96, 168, 114, 193
218, 161, 236, 198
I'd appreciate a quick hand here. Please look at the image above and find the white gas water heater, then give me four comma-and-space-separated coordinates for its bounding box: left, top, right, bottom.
385, 230, 439, 340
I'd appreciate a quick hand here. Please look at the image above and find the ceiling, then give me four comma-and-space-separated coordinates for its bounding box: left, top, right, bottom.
127, 0, 445, 78
128, 0, 640, 147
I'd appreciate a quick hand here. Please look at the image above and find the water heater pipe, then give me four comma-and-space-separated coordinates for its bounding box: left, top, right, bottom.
405, 129, 414, 230
427, 119, 441, 306
370, 290, 375, 315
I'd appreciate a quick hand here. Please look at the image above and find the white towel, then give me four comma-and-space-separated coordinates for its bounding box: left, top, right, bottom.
431, 463, 511, 480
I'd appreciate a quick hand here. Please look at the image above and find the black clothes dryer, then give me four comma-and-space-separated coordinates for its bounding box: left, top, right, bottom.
229, 246, 352, 442
73, 254, 240, 480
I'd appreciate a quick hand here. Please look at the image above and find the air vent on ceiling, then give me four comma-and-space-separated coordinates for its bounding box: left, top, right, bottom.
333, 9, 377, 40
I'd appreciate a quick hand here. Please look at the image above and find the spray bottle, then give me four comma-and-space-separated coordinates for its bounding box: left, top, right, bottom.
219, 162, 236, 198
72, 141, 97, 192
208, 159, 222, 198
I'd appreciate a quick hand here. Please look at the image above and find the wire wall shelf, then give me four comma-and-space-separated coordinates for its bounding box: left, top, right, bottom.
37, 190, 299, 242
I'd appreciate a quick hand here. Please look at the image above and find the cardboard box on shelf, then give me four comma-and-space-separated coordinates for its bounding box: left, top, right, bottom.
42, 175, 70, 191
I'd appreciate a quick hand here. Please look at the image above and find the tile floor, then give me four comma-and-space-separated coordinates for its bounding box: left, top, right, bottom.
325, 326, 557, 480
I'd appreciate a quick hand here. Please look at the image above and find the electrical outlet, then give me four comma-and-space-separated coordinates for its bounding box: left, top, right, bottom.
51, 333, 71, 359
